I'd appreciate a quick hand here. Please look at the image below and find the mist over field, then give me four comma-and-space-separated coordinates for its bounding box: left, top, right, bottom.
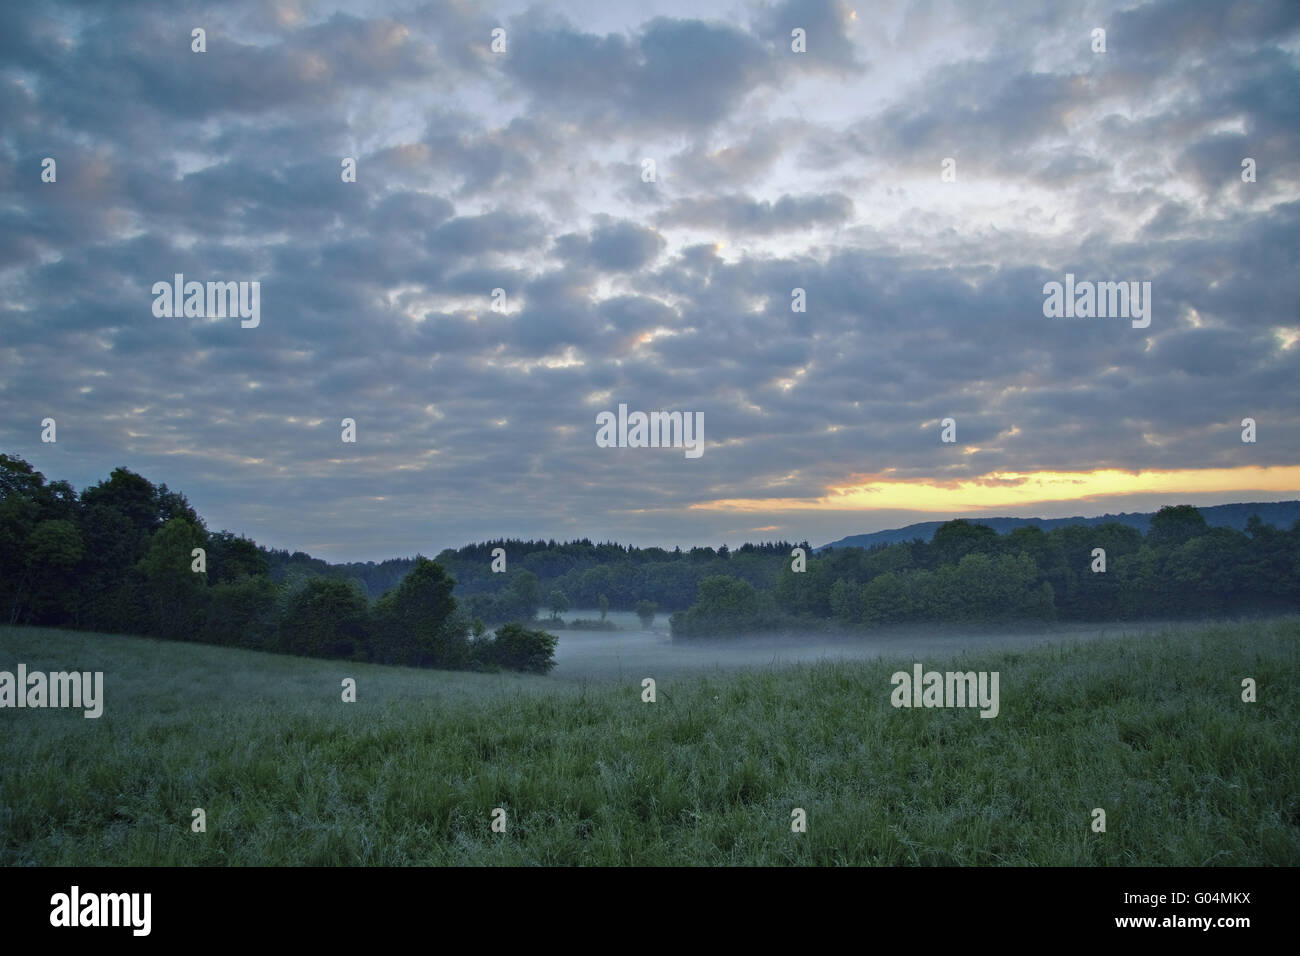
548, 610, 1178, 681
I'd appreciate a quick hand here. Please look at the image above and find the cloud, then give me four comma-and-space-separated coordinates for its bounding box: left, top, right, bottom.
555, 219, 666, 271
659, 192, 854, 233
1, 0, 1297, 561
753, 0, 865, 74
502, 11, 777, 133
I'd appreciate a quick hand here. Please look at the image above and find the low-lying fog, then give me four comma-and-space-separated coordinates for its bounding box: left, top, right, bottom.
547, 610, 1180, 682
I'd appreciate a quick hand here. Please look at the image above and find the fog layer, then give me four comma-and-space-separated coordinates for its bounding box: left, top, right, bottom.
547, 611, 1179, 682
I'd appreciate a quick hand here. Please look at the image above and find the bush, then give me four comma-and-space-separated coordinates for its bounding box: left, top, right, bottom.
490, 622, 558, 674
549, 618, 614, 631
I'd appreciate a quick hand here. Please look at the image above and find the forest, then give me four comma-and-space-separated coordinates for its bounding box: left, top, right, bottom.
0, 455, 555, 672
3, 453, 1297, 666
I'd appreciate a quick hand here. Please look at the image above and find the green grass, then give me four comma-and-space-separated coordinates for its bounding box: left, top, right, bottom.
2, 619, 1297, 865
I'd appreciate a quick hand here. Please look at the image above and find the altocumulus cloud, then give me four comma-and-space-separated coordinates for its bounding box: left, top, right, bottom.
1, 0, 1297, 560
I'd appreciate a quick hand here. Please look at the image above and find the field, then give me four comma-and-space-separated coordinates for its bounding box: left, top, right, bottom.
2, 619, 1298, 865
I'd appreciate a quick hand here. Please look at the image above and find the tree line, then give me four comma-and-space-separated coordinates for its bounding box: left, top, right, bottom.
433, 537, 805, 619
6, 452, 1296, 653
0, 455, 555, 673
670, 508, 1300, 637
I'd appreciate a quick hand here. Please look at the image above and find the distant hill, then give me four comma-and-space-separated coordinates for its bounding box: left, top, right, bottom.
817, 501, 1300, 552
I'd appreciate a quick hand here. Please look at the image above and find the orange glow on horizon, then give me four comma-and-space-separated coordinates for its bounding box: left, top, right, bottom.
690, 466, 1300, 513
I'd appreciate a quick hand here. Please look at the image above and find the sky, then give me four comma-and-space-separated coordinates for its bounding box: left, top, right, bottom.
2, 0, 1298, 562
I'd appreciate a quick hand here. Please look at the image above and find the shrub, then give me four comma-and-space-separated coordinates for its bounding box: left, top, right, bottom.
490, 622, 558, 674
549, 618, 614, 631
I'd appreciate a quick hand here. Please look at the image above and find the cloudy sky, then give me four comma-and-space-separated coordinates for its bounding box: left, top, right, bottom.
3, 0, 1298, 562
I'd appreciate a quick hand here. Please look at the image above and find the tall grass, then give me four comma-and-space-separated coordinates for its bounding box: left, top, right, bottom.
1, 619, 1296, 865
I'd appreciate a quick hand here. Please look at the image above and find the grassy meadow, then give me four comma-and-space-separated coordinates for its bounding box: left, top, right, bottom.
1, 619, 1297, 865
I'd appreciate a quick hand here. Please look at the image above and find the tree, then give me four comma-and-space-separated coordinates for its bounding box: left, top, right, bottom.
136, 517, 208, 638
203, 575, 278, 649
21, 519, 84, 625
75, 501, 146, 632
371, 557, 468, 668
498, 569, 541, 622
1146, 505, 1209, 551
861, 571, 912, 626
1, 456, 87, 625
1054, 522, 1140, 618
598, 594, 609, 621
1239, 515, 1295, 607
280, 578, 371, 660
207, 531, 270, 582
155, 484, 204, 532
635, 599, 657, 628
76, 467, 184, 633
1, 480, 40, 625
0, 454, 44, 500
579, 565, 616, 608
548, 589, 569, 621
468, 618, 494, 670
930, 520, 999, 568
670, 576, 773, 637
1163, 528, 1248, 615
829, 578, 859, 624
80, 467, 161, 538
